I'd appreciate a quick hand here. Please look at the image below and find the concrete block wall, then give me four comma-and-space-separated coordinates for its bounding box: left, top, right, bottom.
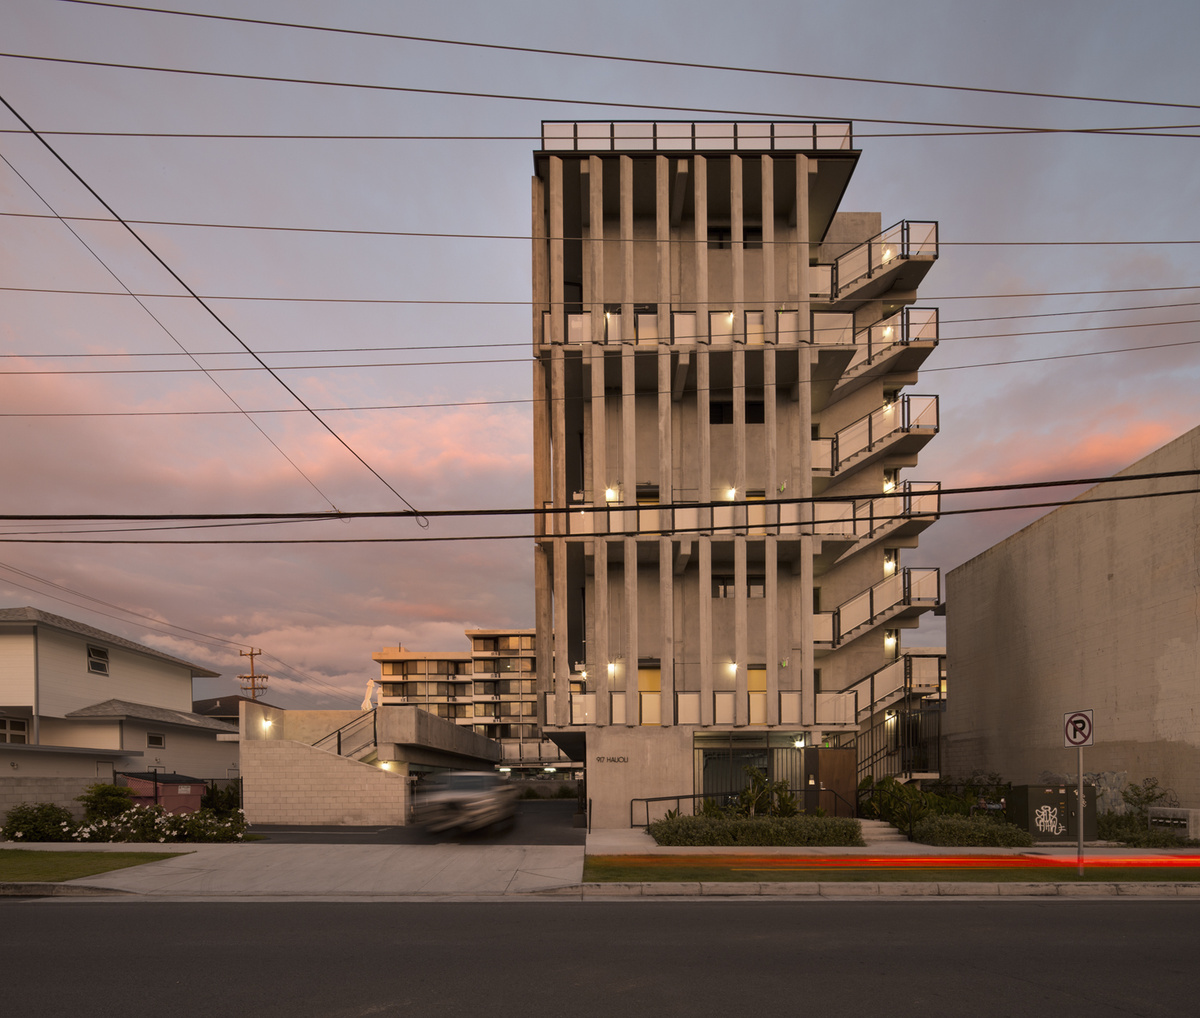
241, 739, 409, 826
0, 776, 91, 819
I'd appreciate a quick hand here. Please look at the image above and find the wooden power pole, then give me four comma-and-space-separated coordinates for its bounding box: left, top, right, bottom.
238, 648, 269, 700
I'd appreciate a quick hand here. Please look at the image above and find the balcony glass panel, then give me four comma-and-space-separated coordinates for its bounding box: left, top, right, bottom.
567, 312, 590, 345
709, 311, 734, 345
773, 122, 814, 150
779, 692, 802, 725
656, 122, 693, 150
908, 395, 939, 429
812, 439, 833, 471
736, 122, 772, 149
748, 692, 767, 725
640, 692, 661, 726
604, 311, 622, 344
907, 306, 939, 342
909, 567, 940, 601
636, 313, 659, 345
814, 500, 856, 536
695, 123, 735, 149
610, 693, 627, 725
613, 122, 654, 149
810, 264, 832, 300
672, 311, 698, 345
815, 692, 854, 725
813, 613, 834, 643
745, 311, 765, 346
570, 693, 596, 725
776, 310, 800, 345
676, 692, 701, 725
575, 122, 612, 149
542, 122, 575, 150
813, 311, 854, 346
815, 122, 852, 149
713, 691, 736, 724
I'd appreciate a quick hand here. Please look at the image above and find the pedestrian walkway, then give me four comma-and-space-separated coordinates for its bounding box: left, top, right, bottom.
3, 831, 1200, 900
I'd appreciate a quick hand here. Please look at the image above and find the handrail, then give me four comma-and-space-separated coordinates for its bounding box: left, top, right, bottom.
820, 394, 939, 475
312, 709, 377, 757
818, 567, 941, 647
829, 220, 938, 298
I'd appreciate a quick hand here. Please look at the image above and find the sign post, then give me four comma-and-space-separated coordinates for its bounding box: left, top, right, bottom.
1063, 709, 1094, 877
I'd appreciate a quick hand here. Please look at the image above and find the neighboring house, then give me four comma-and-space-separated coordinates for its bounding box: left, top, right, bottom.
372, 628, 575, 774
0, 606, 236, 815
944, 425, 1200, 806
532, 120, 944, 826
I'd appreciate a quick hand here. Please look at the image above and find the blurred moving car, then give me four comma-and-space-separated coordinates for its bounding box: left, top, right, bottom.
412, 771, 519, 834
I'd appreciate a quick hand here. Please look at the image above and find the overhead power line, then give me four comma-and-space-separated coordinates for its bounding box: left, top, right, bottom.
3, 50, 1198, 138
56, 0, 1200, 114
5, 210, 1200, 248
1, 485, 1198, 545
0, 91, 427, 525
2, 468, 1195, 525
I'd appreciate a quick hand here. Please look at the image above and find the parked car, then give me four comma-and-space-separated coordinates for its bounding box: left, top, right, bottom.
412, 771, 519, 834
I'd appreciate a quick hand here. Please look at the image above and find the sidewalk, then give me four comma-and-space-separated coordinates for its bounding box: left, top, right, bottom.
3, 831, 1200, 900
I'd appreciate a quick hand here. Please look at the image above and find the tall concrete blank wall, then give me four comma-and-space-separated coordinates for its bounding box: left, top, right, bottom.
945, 426, 1200, 804
241, 739, 408, 826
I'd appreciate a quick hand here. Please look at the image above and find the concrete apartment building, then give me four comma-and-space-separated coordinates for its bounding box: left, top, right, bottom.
944, 424, 1200, 805
531, 121, 944, 827
372, 628, 573, 774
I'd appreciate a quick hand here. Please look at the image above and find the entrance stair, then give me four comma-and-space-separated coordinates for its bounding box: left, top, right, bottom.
859, 818, 908, 845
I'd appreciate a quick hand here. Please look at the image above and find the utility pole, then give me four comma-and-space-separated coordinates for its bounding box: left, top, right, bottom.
238, 649, 269, 700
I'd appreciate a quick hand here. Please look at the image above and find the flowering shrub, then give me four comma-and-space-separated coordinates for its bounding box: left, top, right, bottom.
2, 801, 246, 843
72, 804, 248, 843
1, 802, 77, 842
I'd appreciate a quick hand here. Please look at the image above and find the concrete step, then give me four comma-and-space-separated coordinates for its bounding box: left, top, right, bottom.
859, 819, 909, 844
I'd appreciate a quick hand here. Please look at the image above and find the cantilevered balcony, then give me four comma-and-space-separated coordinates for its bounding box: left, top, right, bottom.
829, 307, 939, 402
811, 221, 939, 305
813, 567, 940, 650
813, 651, 944, 726
812, 481, 940, 568
812, 395, 938, 488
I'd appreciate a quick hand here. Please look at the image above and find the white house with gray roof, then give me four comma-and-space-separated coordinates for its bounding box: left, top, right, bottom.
0, 606, 237, 815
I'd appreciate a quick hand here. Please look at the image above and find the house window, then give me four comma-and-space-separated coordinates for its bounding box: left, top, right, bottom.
147, 733, 165, 749
1, 718, 27, 744
87, 646, 109, 675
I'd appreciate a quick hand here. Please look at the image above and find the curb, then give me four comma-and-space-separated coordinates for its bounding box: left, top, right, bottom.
554, 881, 1200, 899
0, 882, 133, 898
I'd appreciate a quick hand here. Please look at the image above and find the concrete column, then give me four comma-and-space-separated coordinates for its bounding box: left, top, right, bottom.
624, 537, 639, 727
620, 154, 634, 341
765, 535, 780, 724
549, 156, 565, 347
589, 155, 605, 344
731, 154, 744, 343
659, 535, 674, 725
699, 536, 713, 725
694, 155, 708, 327
553, 537, 570, 726
734, 537, 748, 726
590, 348, 606, 509
762, 155, 776, 341
595, 537, 610, 725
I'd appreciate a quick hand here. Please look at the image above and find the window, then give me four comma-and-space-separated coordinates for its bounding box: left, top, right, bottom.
748, 575, 766, 598
147, 733, 165, 749
1, 718, 27, 744
710, 401, 734, 425
87, 645, 109, 675
636, 484, 660, 505
707, 226, 731, 250
743, 226, 763, 250
745, 401, 765, 424
713, 575, 736, 598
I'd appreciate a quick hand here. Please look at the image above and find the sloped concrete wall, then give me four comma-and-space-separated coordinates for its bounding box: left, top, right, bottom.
242, 739, 408, 825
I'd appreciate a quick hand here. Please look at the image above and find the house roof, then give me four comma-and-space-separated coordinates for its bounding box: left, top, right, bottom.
66, 699, 238, 734
192, 694, 278, 717
0, 606, 220, 678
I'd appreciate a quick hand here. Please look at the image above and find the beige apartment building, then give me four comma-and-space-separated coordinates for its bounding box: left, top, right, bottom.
532, 121, 945, 827
372, 629, 573, 774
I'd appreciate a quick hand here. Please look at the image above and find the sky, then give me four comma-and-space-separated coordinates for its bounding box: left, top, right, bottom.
2, 0, 1198, 708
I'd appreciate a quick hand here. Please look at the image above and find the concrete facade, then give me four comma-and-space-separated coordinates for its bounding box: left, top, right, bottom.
239, 700, 503, 825
944, 425, 1200, 804
531, 121, 943, 826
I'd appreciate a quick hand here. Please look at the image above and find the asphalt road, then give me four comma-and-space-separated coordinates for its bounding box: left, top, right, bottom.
247, 797, 586, 845
5, 900, 1199, 1017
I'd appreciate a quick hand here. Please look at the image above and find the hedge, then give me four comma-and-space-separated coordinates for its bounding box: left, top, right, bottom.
911, 814, 1033, 847
647, 814, 865, 847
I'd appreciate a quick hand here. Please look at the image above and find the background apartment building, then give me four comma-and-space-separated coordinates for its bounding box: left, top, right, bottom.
373, 629, 573, 774
532, 121, 944, 826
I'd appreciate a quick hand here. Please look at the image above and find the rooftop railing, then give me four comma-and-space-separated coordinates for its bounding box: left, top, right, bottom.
541, 120, 853, 152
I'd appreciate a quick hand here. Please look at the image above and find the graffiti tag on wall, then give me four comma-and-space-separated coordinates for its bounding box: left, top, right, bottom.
1034, 804, 1066, 835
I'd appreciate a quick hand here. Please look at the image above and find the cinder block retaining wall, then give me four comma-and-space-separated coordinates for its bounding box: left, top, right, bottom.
242, 739, 408, 825
0, 777, 90, 818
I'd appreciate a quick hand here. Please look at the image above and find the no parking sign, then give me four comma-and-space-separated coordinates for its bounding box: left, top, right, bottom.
1063, 709, 1094, 748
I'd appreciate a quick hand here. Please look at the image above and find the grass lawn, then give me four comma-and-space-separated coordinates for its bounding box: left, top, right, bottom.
0, 849, 182, 883
584, 854, 1200, 883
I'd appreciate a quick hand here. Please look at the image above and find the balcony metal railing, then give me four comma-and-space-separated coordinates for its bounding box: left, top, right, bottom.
816, 567, 941, 648
541, 120, 853, 153
845, 307, 939, 375
819, 221, 939, 301
814, 652, 944, 726
812, 481, 941, 541
812, 394, 939, 474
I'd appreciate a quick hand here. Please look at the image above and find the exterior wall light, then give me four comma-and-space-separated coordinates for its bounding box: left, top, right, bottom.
544, 766, 557, 773
793, 736, 805, 749
380, 761, 392, 771
499, 766, 512, 773
607, 662, 616, 676
605, 486, 618, 502
261, 718, 273, 731
728, 661, 738, 676
726, 486, 738, 500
